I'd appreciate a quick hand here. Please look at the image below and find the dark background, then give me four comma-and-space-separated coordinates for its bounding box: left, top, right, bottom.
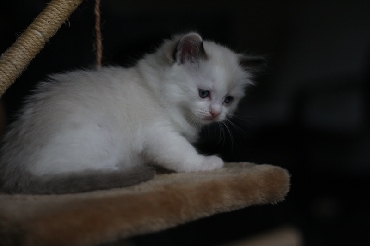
1, 0, 370, 245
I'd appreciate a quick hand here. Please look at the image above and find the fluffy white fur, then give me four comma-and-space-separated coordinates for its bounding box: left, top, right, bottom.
0, 32, 261, 193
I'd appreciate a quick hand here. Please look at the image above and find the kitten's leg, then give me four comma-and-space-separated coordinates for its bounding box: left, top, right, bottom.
144, 131, 223, 173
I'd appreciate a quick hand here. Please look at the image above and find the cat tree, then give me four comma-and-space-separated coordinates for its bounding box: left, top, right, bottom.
0, 1, 290, 245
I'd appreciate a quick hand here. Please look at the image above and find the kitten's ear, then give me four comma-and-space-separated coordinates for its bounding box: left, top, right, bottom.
173, 33, 207, 65
239, 55, 267, 72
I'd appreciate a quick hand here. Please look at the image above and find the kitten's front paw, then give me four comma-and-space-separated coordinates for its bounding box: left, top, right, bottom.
201, 155, 224, 171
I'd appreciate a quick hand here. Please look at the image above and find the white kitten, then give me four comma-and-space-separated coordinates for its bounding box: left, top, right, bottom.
0, 32, 265, 194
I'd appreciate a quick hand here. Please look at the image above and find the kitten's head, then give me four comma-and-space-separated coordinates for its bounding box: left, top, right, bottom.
161, 32, 265, 126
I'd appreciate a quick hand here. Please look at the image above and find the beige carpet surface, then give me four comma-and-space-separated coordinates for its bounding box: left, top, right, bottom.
0, 162, 290, 246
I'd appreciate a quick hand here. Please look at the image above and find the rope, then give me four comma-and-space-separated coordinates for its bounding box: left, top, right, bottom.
94, 0, 102, 68
0, 0, 85, 97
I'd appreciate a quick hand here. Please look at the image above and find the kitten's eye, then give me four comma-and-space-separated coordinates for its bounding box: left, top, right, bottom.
198, 89, 210, 98
224, 96, 234, 104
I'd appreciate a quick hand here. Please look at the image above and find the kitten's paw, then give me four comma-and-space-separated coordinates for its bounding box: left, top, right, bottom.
201, 155, 224, 171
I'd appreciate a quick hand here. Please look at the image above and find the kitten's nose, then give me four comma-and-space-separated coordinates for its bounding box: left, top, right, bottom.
210, 109, 221, 118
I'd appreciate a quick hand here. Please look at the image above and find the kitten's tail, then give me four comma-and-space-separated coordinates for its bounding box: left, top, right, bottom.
2, 166, 155, 194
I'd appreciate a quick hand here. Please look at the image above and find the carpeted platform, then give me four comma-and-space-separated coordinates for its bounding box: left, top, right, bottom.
0, 162, 290, 246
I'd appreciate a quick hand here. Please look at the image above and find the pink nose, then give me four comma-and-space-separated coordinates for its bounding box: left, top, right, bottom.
210, 109, 220, 118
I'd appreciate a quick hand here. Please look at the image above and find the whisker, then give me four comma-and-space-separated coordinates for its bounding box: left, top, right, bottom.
221, 121, 234, 151
216, 122, 226, 148
224, 118, 248, 140
188, 113, 201, 129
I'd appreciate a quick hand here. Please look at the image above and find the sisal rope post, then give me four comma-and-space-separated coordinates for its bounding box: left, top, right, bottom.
94, 0, 103, 68
0, 0, 85, 97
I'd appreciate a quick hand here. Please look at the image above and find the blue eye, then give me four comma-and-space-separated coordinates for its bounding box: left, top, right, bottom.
224, 96, 234, 104
198, 89, 210, 98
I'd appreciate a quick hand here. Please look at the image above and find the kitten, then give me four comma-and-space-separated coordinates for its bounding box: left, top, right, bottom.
0, 32, 265, 194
